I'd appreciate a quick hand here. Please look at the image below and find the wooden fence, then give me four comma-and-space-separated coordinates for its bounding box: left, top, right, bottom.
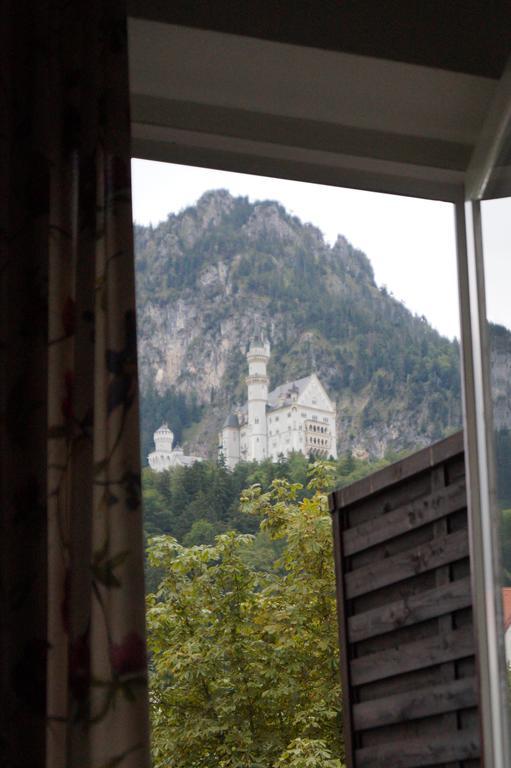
329, 431, 480, 768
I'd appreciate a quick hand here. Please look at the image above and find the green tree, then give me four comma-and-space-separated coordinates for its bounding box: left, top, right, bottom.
146, 464, 344, 768
501, 508, 511, 586
182, 518, 226, 547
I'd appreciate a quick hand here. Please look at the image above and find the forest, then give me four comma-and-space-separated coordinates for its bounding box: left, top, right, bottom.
142, 450, 397, 590
144, 450, 410, 767
147, 462, 345, 768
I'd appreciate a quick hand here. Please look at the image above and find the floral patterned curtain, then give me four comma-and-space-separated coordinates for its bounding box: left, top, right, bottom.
1, 2, 150, 766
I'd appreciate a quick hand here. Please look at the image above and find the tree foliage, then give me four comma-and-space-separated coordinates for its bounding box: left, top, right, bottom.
143, 451, 396, 543
142, 451, 402, 591
493, 428, 511, 586
146, 464, 344, 768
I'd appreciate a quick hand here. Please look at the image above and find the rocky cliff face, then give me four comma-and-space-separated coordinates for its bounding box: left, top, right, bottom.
134, 190, 507, 460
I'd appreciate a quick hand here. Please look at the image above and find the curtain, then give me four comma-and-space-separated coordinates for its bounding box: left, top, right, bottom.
1, 2, 150, 766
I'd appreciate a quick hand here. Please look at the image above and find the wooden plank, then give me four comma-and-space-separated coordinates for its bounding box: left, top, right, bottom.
352, 676, 477, 730
430, 465, 460, 768
350, 626, 474, 686
355, 731, 480, 768
345, 529, 469, 599
331, 511, 356, 768
348, 576, 472, 643
343, 480, 466, 556
330, 431, 464, 510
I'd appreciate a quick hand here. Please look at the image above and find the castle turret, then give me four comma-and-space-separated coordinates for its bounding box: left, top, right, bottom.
148, 424, 174, 470
153, 424, 174, 452
246, 338, 270, 461
149, 423, 202, 471
220, 413, 240, 470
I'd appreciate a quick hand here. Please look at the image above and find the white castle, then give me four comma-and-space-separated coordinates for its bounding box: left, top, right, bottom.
219, 339, 337, 469
148, 424, 202, 472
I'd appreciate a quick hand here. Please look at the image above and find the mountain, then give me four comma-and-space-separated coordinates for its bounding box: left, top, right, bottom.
135, 189, 465, 461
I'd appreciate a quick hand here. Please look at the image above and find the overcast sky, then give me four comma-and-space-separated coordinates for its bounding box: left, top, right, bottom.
481, 198, 511, 331
132, 159, 460, 340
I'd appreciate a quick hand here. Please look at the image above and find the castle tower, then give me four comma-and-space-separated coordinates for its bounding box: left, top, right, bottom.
220, 413, 240, 470
246, 338, 270, 461
153, 424, 174, 452
148, 424, 174, 470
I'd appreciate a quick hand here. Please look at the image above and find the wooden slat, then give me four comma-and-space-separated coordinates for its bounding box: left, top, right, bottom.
355, 731, 480, 768
350, 626, 474, 685
345, 529, 469, 599
343, 480, 466, 556
331, 511, 356, 768
330, 431, 464, 509
348, 576, 472, 642
352, 676, 477, 730
430, 465, 460, 768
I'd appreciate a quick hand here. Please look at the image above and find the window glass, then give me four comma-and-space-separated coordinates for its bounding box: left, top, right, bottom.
481, 198, 511, 673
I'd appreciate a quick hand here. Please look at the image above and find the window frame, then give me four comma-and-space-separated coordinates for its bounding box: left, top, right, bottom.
128, 23, 511, 766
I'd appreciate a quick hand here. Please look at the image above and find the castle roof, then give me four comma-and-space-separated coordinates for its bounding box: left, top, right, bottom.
238, 374, 321, 416
267, 375, 315, 407
223, 412, 239, 428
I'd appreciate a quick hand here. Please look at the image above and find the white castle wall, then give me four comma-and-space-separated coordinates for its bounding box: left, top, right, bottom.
220, 341, 337, 468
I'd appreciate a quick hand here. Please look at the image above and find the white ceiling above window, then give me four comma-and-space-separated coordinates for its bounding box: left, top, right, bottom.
128, 19, 498, 202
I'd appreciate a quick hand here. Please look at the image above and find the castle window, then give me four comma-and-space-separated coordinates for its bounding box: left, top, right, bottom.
301, 412, 306, 417
288, 412, 291, 417
312, 415, 318, 421
255, 418, 259, 423
323, 417, 328, 423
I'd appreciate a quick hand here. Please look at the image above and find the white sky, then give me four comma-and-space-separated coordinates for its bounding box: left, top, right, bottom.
132, 159, 460, 340
481, 198, 511, 331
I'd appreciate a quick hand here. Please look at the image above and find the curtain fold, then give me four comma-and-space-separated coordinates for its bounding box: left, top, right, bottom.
1, 2, 150, 766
